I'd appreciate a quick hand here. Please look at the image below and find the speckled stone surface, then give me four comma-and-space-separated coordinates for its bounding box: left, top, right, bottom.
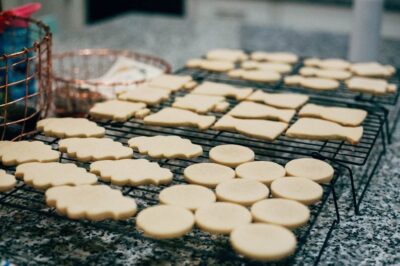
0, 14, 399, 265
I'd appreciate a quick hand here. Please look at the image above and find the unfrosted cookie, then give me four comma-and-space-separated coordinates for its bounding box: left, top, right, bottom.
216, 179, 269, 206
195, 202, 252, 234
271, 177, 323, 205
37, 118, 105, 138
251, 51, 298, 64
117, 85, 170, 105
298, 103, 367, 126
242, 61, 292, 73
251, 199, 310, 229
0, 141, 60, 166
299, 67, 352, 80
246, 90, 309, 109
235, 161, 285, 185
128, 135, 202, 159
136, 205, 194, 239
46, 184, 137, 221
186, 58, 235, 72
213, 101, 230, 112
59, 138, 132, 162
90, 159, 173, 186
89, 100, 146, 122
172, 94, 226, 114
184, 81, 198, 90
230, 223, 297, 261
159, 184, 216, 211
285, 158, 334, 184
350, 62, 395, 77
0, 170, 16, 192
147, 74, 192, 92
286, 118, 363, 145
213, 115, 288, 141
229, 101, 295, 123
206, 48, 248, 62
134, 108, 151, 119
284, 75, 339, 90
192, 81, 253, 100
304, 58, 350, 70
346, 77, 397, 95
15, 162, 97, 190
183, 162, 236, 188
209, 144, 254, 167
144, 108, 216, 130
227, 69, 281, 83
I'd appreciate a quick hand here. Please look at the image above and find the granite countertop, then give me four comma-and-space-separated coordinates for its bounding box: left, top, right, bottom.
1, 14, 399, 265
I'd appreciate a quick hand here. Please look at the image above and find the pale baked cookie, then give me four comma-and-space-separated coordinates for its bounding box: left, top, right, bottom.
184, 81, 198, 90
206, 48, 248, 62
229, 101, 295, 123
159, 184, 216, 211
134, 108, 151, 119
346, 77, 397, 95
59, 138, 132, 162
136, 205, 194, 239
213, 115, 288, 141
284, 75, 339, 90
216, 179, 269, 206
128, 135, 202, 159
350, 62, 395, 78
299, 67, 352, 80
192, 81, 253, 100
304, 58, 350, 70
90, 159, 173, 186
46, 184, 137, 221
0, 170, 16, 192
213, 101, 230, 112
117, 85, 170, 105
183, 162, 236, 188
37, 118, 105, 138
187, 58, 235, 72
285, 158, 334, 184
172, 94, 226, 114
195, 202, 252, 234
251, 51, 298, 64
286, 118, 363, 145
89, 100, 146, 122
0, 141, 60, 166
241, 61, 292, 73
147, 74, 193, 92
246, 90, 309, 109
298, 103, 367, 126
143, 108, 216, 130
227, 69, 281, 83
209, 144, 255, 168
271, 177, 323, 205
15, 162, 97, 190
235, 161, 285, 185
230, 223, 297, 261
251, 198, 310, 229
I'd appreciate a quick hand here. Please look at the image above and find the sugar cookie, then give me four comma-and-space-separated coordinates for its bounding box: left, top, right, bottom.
286, 118, 363, 145
136, 205, 194, 239
192, 81, 253, 100
90, 159, 173, 186
206, 48, 248, 62
346, 77, 397, 95
37, 118, 105, 138
228, 69, 281, 83
187, 58, 235, 72
15, 162, 97, 190
134, 108, 151, 119
251, 199, 310, 229
46, 184, 137, 221
209, 144, 254, 167
284, 75, 339, 90
235, 161, 285, 185
285, 158, 334, 184
251, 51, 298, 64
271, 177, 323, 205
0, 170, 16, 192
0, 141, 60, 166
195, 202, 252, 234
242, 61, 292, 73
128, 135, 202, 159
350, 62, 395, 77
216, 179, 269, 206
183, 162, 236, 188
89, 100, 146, 122
184, 81, 198, 90
230, 223, 297, 261
172, 94, 226, 114
299, 67, 352, 80
246, 90, 309, 109
117, 85, 170, 105
213, 115, 288, 141
229, 101, 295, 123
213, 101, 230, 112
147, 74, 192, 92
59, 138, 132, 162
159, 184, 216, 211
304, 58, 350, 70
143, 108, 216, 130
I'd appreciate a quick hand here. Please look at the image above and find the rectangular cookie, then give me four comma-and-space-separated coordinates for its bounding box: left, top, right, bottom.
229, 101, 295, 123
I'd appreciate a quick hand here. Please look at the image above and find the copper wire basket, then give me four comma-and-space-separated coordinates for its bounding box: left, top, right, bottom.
52, 49, 171, 117
0, 14, 52, 140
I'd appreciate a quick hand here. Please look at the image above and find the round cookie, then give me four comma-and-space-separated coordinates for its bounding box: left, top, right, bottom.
159, 184, 216, 211
230, 223, 297, 261
136, 205, 194, 239
216, 179, 269, 206
0, 169, 16, 192
285, 158, 334, 184
195, 202, 252, 234
270, 177, 323, 205
235, 161, 285, 185
251, 198, 310, 229
209, 144, 255, 168
183, 162, 235, 188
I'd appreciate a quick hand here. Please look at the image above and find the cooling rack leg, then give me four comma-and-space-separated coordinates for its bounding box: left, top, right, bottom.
314, 220, 337, 266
